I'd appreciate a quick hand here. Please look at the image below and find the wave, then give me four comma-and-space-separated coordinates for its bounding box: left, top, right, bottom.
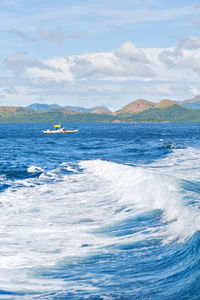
80, 157, 200, 241
0, 148, 200, 297
27, 166, 44, 174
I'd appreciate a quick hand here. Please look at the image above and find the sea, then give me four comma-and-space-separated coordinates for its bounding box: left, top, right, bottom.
0, 122, 200, 300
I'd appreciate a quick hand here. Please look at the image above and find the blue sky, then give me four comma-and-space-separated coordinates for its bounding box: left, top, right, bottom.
1, 0, 200, 109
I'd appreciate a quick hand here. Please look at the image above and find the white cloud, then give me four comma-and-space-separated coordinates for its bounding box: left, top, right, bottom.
70, 42, 155, 79
25, 42, 155, 81
115, 41, 148, 62
4, 54, 63, 75
159, 47, 200, 76
177, 35, 200, 49
3, 40, 200, 108
27, 57, 73, 81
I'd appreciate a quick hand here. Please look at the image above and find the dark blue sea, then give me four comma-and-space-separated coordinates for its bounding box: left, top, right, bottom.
0, 122, 200, 299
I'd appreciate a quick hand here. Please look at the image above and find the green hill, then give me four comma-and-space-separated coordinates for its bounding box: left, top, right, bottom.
115, 104, 200, 123
0, 108, 114, 123
1, 102, 200, 123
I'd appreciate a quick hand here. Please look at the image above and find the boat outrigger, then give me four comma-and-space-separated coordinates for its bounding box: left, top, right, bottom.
42, 124, 78, 134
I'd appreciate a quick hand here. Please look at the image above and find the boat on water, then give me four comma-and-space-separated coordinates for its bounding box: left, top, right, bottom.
42, 124, 78, 134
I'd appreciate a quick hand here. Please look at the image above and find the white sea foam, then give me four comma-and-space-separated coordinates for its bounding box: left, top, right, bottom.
60, 162, 79, 172
149, 146, 200, 180
27, 166, 44, 174
80, 159, 200, 242
0, 151, 200, 294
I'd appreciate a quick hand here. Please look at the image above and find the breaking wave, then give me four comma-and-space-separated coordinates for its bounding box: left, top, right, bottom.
0, 146, 200, 298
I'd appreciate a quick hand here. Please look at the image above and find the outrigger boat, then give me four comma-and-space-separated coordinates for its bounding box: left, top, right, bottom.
42, 124, 78, 134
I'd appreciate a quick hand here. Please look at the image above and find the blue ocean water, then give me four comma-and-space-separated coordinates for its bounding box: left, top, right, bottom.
0, 122, 200, 299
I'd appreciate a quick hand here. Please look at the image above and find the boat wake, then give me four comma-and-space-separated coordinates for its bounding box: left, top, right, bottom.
0, 147, 200, 298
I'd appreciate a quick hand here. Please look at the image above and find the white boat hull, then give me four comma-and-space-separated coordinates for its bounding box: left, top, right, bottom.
42, 129, 78, 134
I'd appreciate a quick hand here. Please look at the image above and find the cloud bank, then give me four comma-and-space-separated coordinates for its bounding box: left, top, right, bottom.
2, 39, 200, 109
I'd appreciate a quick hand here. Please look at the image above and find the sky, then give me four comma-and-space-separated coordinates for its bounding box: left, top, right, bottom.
1, 0, 200, 110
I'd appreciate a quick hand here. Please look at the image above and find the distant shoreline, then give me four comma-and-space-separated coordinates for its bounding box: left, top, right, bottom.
2, 98, 200, 123
1, 120, 200, 124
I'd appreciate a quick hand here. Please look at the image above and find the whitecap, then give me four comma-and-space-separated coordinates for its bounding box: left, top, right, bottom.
27, 166, 44, 174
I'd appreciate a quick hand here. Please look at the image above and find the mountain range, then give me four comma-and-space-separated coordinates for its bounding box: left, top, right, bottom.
1, 96, 200, 123
26, 103, 111, 113
25, 95, 200, 113
178, 96, 200, 109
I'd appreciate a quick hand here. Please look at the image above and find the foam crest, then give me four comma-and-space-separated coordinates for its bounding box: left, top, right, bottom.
27, 166, 44, 174
80, 159, 200, 241
150, 146, 200, 180
0, 164, 117, 269
0, 158, 199, 293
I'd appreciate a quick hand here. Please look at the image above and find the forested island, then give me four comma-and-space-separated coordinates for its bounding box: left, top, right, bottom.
2, 97, 200, 123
